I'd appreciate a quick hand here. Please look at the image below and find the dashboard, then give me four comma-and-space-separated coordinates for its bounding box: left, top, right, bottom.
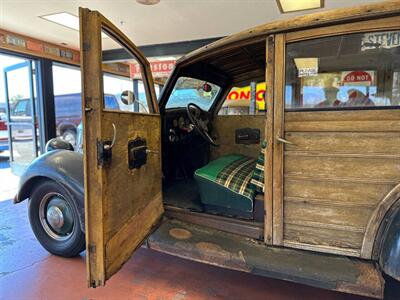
164, 110, 195, 144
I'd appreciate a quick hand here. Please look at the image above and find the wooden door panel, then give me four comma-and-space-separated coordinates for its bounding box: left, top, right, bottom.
284, 132, 400, 154
101, 113, 162, 241
284, 224, 364, 252
284, 201, 373, 230
284, 180, 394, 207
80, 8, 163, 287
281, 110, 400, 257
285, 155, 400, 182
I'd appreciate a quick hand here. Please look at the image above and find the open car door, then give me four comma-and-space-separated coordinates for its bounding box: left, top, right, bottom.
79, 8, 164, 287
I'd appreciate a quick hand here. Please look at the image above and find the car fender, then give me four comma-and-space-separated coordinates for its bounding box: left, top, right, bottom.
378, 199, 400, 282
14, 150, 85, 232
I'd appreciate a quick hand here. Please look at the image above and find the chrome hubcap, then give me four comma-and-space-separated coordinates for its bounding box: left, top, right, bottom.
46, 206, 64, 229
39, 193, 74, 241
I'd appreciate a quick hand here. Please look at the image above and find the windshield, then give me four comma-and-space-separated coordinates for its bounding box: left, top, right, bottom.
166, 77, 221, 111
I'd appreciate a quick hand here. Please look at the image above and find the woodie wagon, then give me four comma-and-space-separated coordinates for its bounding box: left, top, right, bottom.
14, 1, 400, 298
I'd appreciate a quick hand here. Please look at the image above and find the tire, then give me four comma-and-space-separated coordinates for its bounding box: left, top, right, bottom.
62, 129, 77, 147
28, 180, 85, 257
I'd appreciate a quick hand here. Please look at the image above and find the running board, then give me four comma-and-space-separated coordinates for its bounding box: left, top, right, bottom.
148, 219, 384, 299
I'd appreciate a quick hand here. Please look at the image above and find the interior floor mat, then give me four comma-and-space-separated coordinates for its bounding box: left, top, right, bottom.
163, 179, 204, 212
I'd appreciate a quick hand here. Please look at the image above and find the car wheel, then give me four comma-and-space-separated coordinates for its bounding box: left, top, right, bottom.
62, 130, 76, 147
28, 180, 85, 257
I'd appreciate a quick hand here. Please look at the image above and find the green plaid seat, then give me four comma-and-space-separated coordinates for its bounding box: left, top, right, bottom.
215, 156, 256, 200
194, 142, 266, 218
194, 154, 257, 216
250, 141, 266, 193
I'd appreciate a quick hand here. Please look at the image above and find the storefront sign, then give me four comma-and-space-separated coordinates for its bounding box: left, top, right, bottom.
226, 82, 266, 110
361, 31, 400, 51
294, 58, 319, 77
130, 60, 176, 79
6, 35, 26, 48
0, 33, 5, 44
60, 49, 74, 60
342, 71, 374, 86
44, 45, 60, 57
26, 40, 43, 53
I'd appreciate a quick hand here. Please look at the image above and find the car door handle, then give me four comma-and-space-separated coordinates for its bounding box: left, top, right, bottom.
146, 149, 159, 154
276, 134, 295, 145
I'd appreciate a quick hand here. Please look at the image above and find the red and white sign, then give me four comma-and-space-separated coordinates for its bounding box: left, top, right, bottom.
342, 71, 374, 86
130, 60, 176, 79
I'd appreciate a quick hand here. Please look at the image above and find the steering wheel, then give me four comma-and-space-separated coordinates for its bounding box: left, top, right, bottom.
186, 103, 218, 146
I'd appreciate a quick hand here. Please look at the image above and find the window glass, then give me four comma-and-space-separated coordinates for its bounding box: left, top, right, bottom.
52, 64, 82, 148
103, 73, 133, 111
12, 99, 29, 116
166, 77, 220, 111
285, 30, 400, 110
101, 28, 152, 114
218, 82, 266, 115
53, 63, 138, 148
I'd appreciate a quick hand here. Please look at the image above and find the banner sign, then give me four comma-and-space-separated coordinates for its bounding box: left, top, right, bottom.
0, 29, 80, 64
226, 82, 266, 110
6, 35, 26, 48
130, 60, 176, 79
361, 31, 400, 51
0, 33, 5, 44
341, 71, 374, 86
26, 40, 43, 53
0, 29, 131, 78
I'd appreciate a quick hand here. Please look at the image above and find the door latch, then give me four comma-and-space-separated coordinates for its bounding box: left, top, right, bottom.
128, 137, 148, 169
276, 134, 295, 145
97, 123, 116, 167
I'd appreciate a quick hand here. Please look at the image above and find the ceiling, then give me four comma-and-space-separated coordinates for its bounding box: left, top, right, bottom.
0, 0, 380, 51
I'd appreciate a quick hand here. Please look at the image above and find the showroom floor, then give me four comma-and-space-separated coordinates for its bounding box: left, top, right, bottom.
0, 153, 397, 300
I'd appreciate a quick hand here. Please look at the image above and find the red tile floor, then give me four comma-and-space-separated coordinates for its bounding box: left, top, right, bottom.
3, 199, 394, 300
0, 152, 399, 300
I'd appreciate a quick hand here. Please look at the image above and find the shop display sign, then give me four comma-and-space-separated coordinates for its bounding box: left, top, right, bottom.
26, 40, 43, 53
130, 60, 176, 79
341, 71, 374, 86
298, 67, 318, 77
60, 49, 74, 60
226, 82, 266, 110
0, 30, 84, 66
361, 31, 400, 51
6, 35, 26, 48
44, 45, 60, 57
294, 58, 319, 78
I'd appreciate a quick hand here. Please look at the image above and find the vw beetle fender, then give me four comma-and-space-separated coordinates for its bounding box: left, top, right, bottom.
14, 150, 85, 232
378, 199, 400, 282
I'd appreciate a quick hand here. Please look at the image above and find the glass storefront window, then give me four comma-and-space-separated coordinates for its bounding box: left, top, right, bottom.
285, 30, 400, 110
1, 53, 40, 174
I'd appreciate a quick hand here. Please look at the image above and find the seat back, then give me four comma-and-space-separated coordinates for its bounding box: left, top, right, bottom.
250, 141, 266, 193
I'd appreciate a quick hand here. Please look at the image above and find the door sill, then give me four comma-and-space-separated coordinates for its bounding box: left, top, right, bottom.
148, 219, 384, 299
164, 205, 264, 240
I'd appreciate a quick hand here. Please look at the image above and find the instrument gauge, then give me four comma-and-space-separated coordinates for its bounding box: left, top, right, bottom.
178, 117, 185, 129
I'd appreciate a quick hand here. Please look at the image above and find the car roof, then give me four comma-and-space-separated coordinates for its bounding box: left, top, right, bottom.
177, 1, 400, 69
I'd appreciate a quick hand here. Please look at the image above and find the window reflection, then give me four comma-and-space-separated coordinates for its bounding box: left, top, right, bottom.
285, 30, 400, 110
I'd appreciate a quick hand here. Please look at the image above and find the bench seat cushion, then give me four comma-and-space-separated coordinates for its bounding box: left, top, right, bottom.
194, 154, 256, 214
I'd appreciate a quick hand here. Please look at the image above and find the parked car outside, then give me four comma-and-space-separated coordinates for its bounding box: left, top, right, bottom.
11, 93, 120, 147
0, 113, 9, 152
55, 93, 120, 146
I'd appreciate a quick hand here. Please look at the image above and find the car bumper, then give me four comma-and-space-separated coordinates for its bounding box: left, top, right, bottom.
0, 141, 9, 151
